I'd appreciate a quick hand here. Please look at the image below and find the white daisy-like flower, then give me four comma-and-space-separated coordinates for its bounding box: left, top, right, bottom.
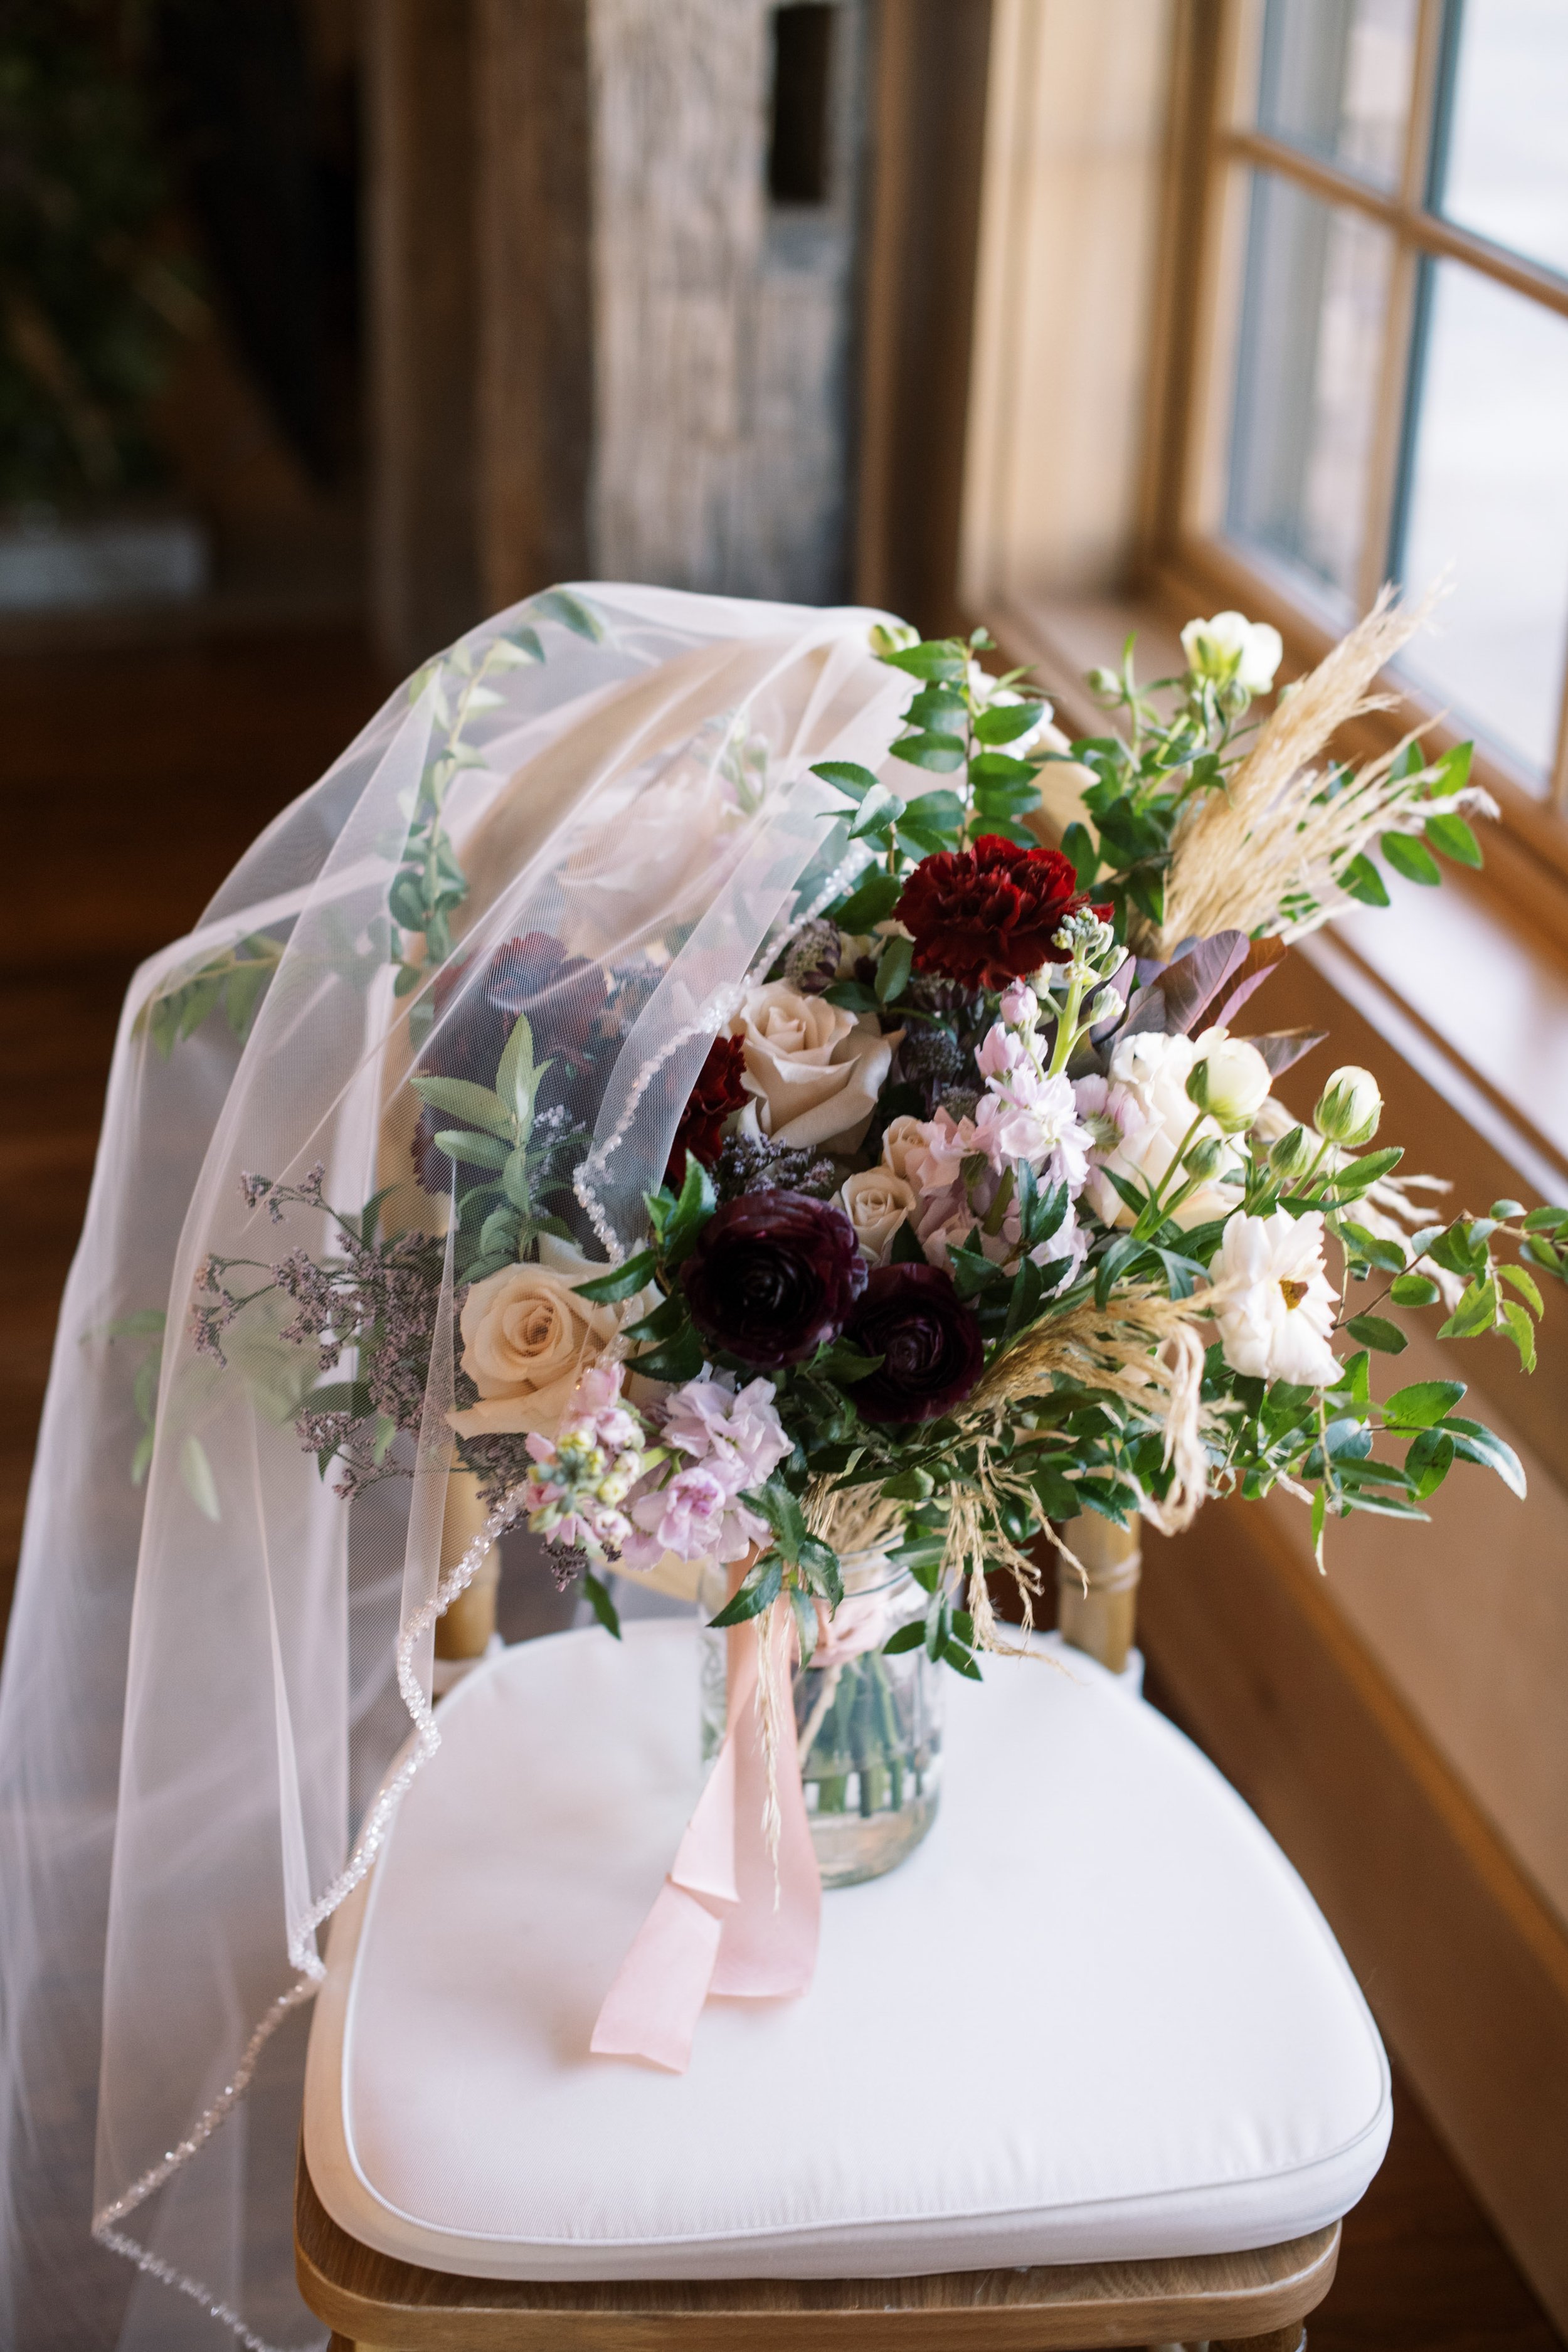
1212, 1207, 1341, 1387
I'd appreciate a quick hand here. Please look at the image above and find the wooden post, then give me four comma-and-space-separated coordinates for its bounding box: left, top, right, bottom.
362, 0, 482, 671
1057, 1512, 1141, 1677
433, 1468, 500, 1662
363, 0, 593, 668
472, 0, 594, 610
856, 0, 994, 631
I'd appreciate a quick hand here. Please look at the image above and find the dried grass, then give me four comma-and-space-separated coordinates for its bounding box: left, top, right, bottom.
1155, 585, 1496, 955
802, 1481, 907, 1560
939, 1285, 1221, 1644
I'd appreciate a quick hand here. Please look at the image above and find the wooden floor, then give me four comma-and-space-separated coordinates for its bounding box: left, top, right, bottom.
0, 623, 1558, 2351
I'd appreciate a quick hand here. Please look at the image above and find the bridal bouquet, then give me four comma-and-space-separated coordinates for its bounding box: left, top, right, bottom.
191, 593, 1564, 1673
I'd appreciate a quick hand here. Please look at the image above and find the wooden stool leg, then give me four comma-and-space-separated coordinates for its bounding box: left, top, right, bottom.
433, 1470, 500, 1662
1148, 2332, 1307, 2351
1215, 2327, 1308, 2350
1057, 1512, 1141, 1673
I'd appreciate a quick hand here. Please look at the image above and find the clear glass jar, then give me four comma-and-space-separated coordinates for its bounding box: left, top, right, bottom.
699, 1551, 943, 1887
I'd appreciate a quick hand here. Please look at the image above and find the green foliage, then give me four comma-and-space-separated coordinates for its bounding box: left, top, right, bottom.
393, 594, 609, 997
139, 935, 283, 1059
408, 1012, 588, 1283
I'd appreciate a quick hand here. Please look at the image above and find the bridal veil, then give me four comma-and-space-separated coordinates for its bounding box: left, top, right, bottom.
0, 585, 911, 2349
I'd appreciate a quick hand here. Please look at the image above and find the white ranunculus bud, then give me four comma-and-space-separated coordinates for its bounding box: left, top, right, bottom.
1180, 610, 1284, 697
1182, 1133, 1229, 1180
869, 622, 918, 658
1314, 1066, 1383, 1148
1268, 1123, 1315, 1183
1185, 1029, 1273, 1133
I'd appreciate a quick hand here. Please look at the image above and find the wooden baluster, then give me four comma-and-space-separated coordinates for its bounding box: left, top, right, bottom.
433, 1467, 501, 1666
1056, 1512, 1141, 1676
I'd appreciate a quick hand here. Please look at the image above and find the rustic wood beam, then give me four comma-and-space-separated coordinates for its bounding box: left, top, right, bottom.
856, 0, 993, 633
474, 0, 594, 612
363, 0, 482, 670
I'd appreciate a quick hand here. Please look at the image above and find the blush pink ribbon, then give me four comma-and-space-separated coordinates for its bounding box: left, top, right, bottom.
590, 1596, 821, 2072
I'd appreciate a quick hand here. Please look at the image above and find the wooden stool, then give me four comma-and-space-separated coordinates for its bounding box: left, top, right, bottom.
297, 2151, 1332, 2349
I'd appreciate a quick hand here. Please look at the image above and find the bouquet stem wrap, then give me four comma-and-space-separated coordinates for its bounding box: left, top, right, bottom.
590, 1579, 820, 2072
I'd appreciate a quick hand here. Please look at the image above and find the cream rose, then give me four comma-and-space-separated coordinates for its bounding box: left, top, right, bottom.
838, 1167, 918, 1266
880, 1113, 931, 1185
732, 980, 897, 1151
448, 1240, 646, 1438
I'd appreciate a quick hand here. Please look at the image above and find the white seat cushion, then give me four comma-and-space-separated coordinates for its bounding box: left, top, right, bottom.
304, 1620, 1390, 2280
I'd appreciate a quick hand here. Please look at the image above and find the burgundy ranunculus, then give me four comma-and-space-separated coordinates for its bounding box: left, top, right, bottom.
894, 835, 1112, 990
412, 932, 608, 1192
844, 1263, 983, 1424
665, 1034, 748, 1187
682, 1193, 866, 1369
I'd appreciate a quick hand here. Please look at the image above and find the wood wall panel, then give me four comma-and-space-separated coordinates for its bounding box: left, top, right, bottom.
1140, 1500, 1568, 2336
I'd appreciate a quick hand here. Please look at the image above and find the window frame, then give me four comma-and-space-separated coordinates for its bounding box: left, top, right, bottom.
1152, 0, 1568, 897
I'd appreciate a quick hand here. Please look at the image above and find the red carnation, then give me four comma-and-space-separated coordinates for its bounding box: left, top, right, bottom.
894, 836, 1110, 990
665, 1034, 748, 1187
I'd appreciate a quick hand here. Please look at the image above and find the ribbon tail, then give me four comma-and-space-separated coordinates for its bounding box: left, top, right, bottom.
711, 1608, 820, 1997
588, 1882, 724, 2072
590, 1599, 820, 2071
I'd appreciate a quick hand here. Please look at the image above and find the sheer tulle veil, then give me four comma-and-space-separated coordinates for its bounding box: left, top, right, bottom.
0, 585, 913, 2349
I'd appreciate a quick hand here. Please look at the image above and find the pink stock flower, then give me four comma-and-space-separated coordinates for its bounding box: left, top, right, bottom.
620, 1475, 771, 1572
660, 1372, 792, 1494
919, 1029, 1094, 1197
559, 1360, 644, 1455
630, 1465, 728, 1555
976, 1022, 1025, 1081
616, 1370, 789, 1572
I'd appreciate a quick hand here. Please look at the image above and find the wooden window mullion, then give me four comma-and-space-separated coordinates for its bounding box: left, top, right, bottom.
1353, 0, 1445, 617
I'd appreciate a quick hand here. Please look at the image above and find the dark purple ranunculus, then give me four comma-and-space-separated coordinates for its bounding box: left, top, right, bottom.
412, 933, 608, 1192
682, 1193, 867, 1369
844, 1263, 984, 1424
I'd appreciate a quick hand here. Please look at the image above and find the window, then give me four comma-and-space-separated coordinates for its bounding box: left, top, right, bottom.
1174, 0, 1568, 852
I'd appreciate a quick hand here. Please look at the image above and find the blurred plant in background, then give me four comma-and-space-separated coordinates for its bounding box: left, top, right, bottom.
0, 0, 203, 506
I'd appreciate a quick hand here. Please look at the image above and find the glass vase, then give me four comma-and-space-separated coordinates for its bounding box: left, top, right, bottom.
698, 1551, 943, 1887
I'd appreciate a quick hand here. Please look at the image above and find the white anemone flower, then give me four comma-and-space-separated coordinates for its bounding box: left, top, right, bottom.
1213, 1207, 1341, 1387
